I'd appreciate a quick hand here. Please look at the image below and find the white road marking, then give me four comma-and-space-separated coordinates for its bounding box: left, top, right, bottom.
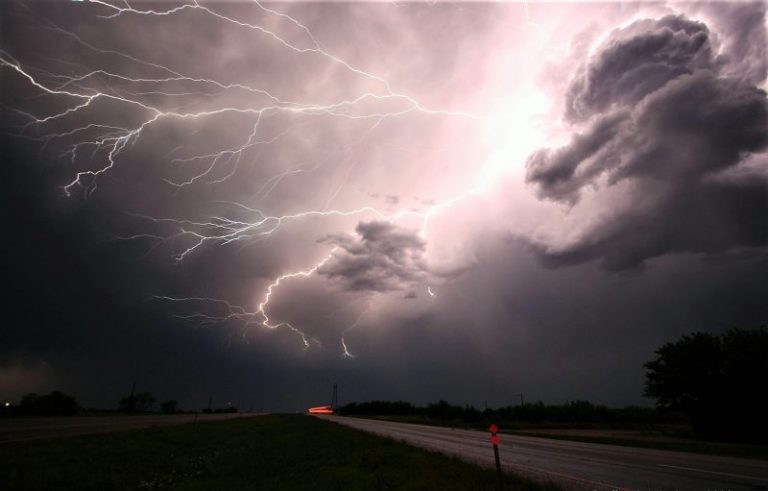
657, 464, 768, 482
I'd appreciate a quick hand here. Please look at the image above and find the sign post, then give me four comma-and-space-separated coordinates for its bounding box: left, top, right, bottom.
489, 423, 503, 491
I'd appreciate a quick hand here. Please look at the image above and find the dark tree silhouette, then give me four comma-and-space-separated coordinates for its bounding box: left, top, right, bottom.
19, 391, 79, 416
119, 392, 156, 413
338, 399, 663, 425
644, 327, 768, 442
160, 400, 178, 413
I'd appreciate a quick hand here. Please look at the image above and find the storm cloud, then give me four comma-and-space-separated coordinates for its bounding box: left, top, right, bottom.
564, 15, 718, 122
318, 221, 428, 292
526, 14, 768, 270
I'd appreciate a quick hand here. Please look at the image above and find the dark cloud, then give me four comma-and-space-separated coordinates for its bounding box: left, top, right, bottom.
318, 221, 428, 292
615, 72, 767, 181
696, 1, 767, 85
524, 111, 628, 203
565, 15, 717, 122
527, 12, 768, 270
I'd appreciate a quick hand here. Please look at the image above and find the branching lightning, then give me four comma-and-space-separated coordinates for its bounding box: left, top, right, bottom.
2, 0, 499, 355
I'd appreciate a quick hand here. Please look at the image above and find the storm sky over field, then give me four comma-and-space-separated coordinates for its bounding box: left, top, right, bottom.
1, 0, 766, 411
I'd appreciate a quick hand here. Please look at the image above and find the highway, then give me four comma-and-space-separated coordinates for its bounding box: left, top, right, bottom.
320, 416, 768, 490
0, 413, 252, 443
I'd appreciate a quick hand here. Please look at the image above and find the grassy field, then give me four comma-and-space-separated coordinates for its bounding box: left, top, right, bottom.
0, 414, 559, 491
351, 415, 768, 461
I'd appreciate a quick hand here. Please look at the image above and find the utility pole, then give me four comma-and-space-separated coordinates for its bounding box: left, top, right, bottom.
519, 393, 524, 406
331, 383, 338, 410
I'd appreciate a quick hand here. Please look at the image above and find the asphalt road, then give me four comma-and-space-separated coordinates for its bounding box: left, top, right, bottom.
0, 413, 252, 443
320, 416, 768, 491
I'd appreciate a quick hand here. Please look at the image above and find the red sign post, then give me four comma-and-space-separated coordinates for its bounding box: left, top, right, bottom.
489, 424, 503, 491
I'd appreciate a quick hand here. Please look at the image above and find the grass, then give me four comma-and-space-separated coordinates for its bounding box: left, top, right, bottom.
0, 414, 559, 491
344, 415, 768, 461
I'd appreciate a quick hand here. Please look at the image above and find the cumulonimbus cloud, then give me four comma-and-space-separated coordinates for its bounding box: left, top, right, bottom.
317, 221, 429, 292
525, 13, 768, 270
564, 15, 717, 122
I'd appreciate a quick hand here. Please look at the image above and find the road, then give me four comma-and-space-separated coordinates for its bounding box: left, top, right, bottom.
320, 416, 768, 491
0, 413, 253, 443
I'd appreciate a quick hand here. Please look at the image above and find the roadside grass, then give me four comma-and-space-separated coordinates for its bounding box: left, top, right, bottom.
0, 414, 560, 491
347, 415, 768, 461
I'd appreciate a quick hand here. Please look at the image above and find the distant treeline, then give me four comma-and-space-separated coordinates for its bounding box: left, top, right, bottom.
1, 391, 237, 417
337, 399, 674, 426
4, 392, 81, 417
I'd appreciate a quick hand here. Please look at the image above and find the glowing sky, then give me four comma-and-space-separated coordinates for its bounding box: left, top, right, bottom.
1, 1, 766, 410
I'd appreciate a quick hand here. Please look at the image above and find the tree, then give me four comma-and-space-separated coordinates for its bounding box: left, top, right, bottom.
19, 391, 79, 416
119, 391, 156, 413
644, 327, 768, 442
160, 400, 178, 413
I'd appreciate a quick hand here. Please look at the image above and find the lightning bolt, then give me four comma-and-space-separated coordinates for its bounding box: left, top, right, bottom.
340, 302, 374, 359
523, 0, 544, 32
3, 0, 499, 352
255, 249, 337, 344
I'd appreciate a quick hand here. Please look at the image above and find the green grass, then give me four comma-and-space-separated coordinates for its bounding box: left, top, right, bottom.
0, 414, 559, 491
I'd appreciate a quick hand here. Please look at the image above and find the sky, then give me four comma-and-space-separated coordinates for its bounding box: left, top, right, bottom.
1, 0, 766, 412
